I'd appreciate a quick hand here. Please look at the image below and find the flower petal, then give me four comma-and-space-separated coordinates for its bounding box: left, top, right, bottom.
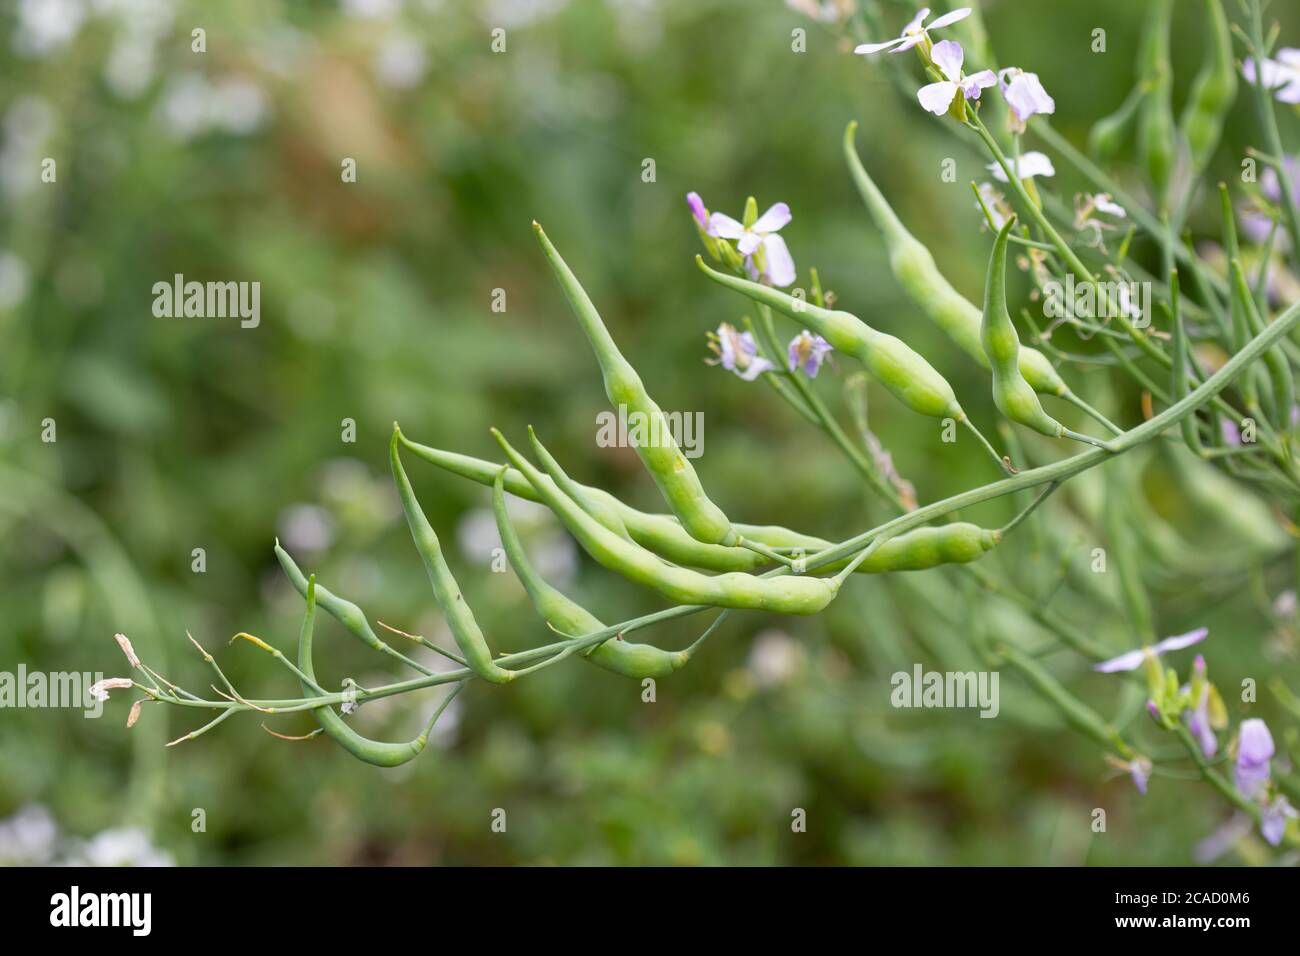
930, 39, 964, 83
855, 38, 903, 55
735, 355, 775, 382
928, 7, 971, 30
1153, 627, 1209, 655
1093, 649, 1146, 673
762, 234, 797, 287
736, 231, 762, 256
686, 192, 708, 228
752, 202, 792, 234
708, 212, 745, 240
917, 80, 958, 116
903, 8, 930, 34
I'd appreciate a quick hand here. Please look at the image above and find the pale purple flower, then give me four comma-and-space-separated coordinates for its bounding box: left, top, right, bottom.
1093, 627, 1208, 673
1184, 656, 1217, 759
987, 151, 1054, 183
999, 67, 1055, 125
1221, 418, 1242, 446
1242, 48, 1300, 104
1260, 156, 1300, 207
1234, 718, 1274, 798
685, 191, 708, 229
854, 6, 971, 56
709, 203, 796, 287
1129, 757, 1152, 795
1261, 794, 1298, 846
787, 331, 833, 377
916, 41, 996, 116
710, 322, 774, 382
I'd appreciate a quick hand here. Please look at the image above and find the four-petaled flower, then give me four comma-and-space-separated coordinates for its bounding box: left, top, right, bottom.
1242, 48, 1300, 104
1234, 718, 1274, 799
709, 203, 796, 287
916, 41, 996, 116
986, 150, 1055, 183
1093, 627, 1208, 673
998, 67, 1055, 126
787, 331, 833, 377
854, 6, 971, 56
708, 322, 774, 382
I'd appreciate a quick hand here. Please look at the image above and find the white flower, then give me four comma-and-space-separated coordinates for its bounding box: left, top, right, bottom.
987, 151, 1055, 183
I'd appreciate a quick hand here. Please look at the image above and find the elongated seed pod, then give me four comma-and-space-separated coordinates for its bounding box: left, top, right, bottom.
696, 257, 961, 420
297, 576, 456, 767
534, 222, 737, 546
1088, 83, 1146, 161
842, 122, 1069, 398
1137, 0, 1176, 208
982, 218, 1066, 438
493, 429, 839, 615
1179, 0, 1236, 175
525, 426, 631, 540
491, 469, 689, 678
390, 428, 515, 683
399, 436, 770, 572
1230, 258, 1295, 431
853, 523, 1000, 572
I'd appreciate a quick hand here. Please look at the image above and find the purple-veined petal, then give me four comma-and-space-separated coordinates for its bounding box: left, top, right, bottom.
709, 212, 746, 240
930, 39, 964, 83
762, 234, 797, 287
752, 202, 792, 234
960, 69, 997, 99
855, 38, 904, 55
1094, 648, 1147, 673
736, 231, 762, 256
686, 192, 708, 228
917, 80, 958, 115
928, 7, 971, 30
1153, 627, 1209, 655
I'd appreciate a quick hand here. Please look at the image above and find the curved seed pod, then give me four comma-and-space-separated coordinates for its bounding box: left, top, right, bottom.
1088, 83, 1146, 161
390, 427, 515, 684
524, 426, 630, 540
533, 222, 737, 546
274, 541, 440, 676
1230, 258, 1295, 434
852, 523, 1000, 573
1178, 0, 1236, 175
398, 436, 769, 573
1136, 0, 1176, 208
491, 468, 689, 678
492, 429, 839, 615
842, 121, 1068, 398
297, 576, 462, 767
696, 257, 961, 420
982, 218, 1066, 438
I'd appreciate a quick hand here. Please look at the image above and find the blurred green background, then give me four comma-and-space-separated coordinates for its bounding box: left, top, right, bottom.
2, 0, 1299, 866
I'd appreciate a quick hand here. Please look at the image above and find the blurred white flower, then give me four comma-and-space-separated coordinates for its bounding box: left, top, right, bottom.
14, 0, 86, 57
374, 35, 428, 89
78, 827, 174, 867
746, 629, 804, 689
0, 804, 59, 865
160, 73, 269, 140
277, 504, 336, 554
456, 508, 501, 564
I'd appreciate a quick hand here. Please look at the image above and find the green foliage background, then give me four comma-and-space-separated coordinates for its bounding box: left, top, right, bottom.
1, 0, 1299, 865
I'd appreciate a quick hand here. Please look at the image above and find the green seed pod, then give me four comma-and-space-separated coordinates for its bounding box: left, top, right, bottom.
296, 576, 459, 767
853, 523, 1000, 572
390, 428, 515, 684
493, 428, 839, 615
1178, 0, 1236, 175
1230, 258, 1295, 433
533, 222, 737, 546
491, 467, 690, 679
1088, 83, 1146, 161
1137, 0, 1176, 209
397, 436, 770, 573
696, 257, 961, 420
982, 217, 1066, 438
843, 121, 1069, 398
